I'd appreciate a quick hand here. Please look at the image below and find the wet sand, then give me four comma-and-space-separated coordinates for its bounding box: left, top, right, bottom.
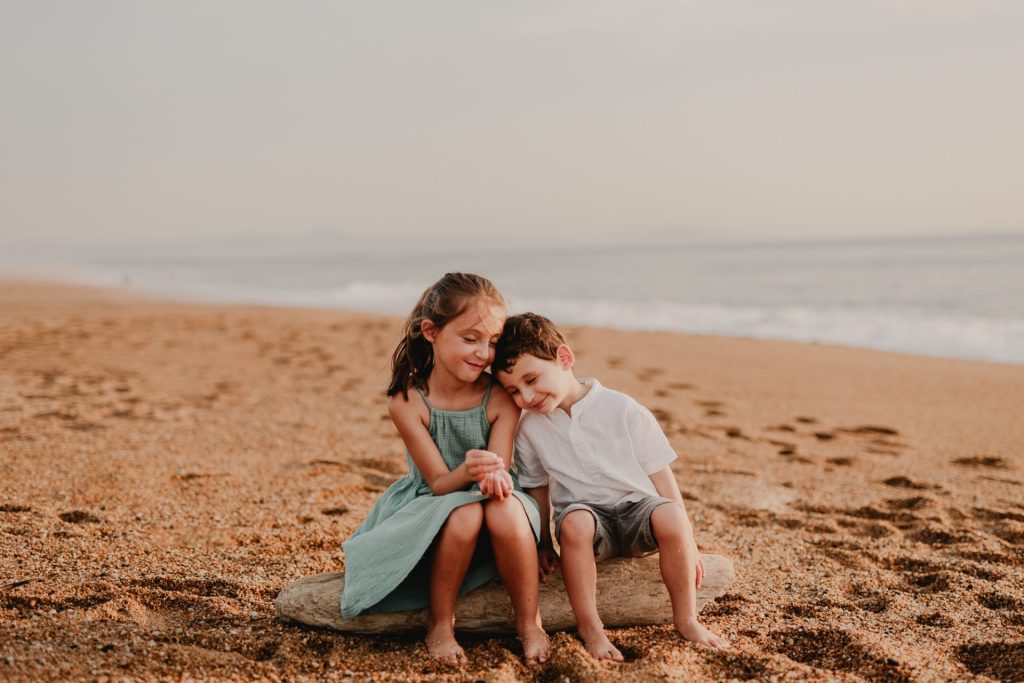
1, 279, 1022, 682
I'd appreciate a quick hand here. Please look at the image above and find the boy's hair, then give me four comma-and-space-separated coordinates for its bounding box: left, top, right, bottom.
387, 273, 504, 399
493, 312, 566, 373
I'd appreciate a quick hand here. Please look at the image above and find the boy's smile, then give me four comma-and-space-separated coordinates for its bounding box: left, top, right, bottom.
498, 348, 587, 415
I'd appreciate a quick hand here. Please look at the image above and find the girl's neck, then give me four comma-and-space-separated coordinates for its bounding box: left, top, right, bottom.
426, 367, 482, 402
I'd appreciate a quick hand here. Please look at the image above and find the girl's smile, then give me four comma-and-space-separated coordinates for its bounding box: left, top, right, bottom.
422, 301, 506, 387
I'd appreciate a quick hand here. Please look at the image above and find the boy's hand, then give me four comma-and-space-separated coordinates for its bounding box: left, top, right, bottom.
480, 470, 513, 501
465, 449, 503, 481
538, 544, 560, 582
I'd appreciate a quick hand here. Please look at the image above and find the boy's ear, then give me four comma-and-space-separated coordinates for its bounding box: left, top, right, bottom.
420, 319, 437, 343
556, 344, 575, 369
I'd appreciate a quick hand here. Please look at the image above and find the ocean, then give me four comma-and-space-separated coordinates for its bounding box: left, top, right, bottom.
9, 234, 1024, 365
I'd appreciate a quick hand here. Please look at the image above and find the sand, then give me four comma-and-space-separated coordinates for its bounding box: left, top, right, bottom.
1, 279, 1022, 682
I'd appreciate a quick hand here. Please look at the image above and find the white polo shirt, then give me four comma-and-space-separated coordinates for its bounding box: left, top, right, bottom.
514, 378, 678, 514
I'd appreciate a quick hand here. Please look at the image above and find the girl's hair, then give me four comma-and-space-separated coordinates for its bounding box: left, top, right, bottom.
387, 272, 504, 399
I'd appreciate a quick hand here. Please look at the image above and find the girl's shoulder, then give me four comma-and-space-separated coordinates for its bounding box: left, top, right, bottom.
386, 386, 431, 424
483, 373, 518, 421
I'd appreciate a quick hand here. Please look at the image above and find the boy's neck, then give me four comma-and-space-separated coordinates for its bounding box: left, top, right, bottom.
557, 372, 590, 416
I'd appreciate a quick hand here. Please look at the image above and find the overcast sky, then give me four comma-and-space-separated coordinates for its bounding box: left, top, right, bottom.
1, 1, 1022, 252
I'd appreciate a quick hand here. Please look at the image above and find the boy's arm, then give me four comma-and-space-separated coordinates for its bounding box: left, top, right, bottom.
524, 485, 560, 581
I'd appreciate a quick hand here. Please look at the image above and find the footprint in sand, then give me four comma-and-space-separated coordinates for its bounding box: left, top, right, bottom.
635, 367, 664, 382
772, 628, 909, 681
702, 650, 773, 681
354, 457, 406, 475
957, 642, 1024, 682
916, 611, 954, 628
845, 585, 891, 614
769, 440, 798, 456
59, 510, 101, 524
882, 476, 930, 490
953, 455, 1009, 469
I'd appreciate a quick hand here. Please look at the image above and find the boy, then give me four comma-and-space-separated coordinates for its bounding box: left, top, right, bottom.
493, 313, 730, 660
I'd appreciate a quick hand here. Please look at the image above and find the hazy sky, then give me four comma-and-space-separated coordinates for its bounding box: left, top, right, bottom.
2, 1, 1023, 252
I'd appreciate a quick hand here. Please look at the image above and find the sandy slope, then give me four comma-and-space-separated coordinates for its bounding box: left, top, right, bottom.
1, 280, 1022, 682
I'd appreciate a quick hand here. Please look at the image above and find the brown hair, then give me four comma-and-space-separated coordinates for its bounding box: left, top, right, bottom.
492, 312, 566, 373
387, 273, 504, 398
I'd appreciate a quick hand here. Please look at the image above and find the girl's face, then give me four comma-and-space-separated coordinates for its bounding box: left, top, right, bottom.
422, 300, 505, 385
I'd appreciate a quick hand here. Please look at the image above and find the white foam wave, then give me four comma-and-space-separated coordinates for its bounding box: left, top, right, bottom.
6, 265, 1021, 365
511, 296, 1024, 365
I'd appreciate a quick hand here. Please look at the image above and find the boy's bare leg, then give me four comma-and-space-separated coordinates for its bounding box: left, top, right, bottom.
650, 503, 731, 649
428, 503, 484, 664
559, 510, 624, 662
485, 496, 550, 665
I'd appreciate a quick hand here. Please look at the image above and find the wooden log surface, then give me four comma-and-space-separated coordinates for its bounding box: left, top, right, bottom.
275, 553, 735, 634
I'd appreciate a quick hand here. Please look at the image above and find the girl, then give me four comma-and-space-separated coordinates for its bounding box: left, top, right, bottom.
341, 273, 548, 665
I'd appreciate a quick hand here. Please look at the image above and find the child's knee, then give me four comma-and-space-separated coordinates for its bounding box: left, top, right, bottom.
445, 503, 483, 540
650, 503, 686, 543
559, 510, 596, 545
484, 497, 528, 535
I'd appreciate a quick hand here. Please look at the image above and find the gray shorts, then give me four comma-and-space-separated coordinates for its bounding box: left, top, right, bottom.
554, 496, 676, 562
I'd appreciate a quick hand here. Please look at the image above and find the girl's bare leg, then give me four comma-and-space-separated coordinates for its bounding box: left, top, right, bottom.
650, 503, 730, 649
428, 503, 483, 664
485, 496, 549, 664
558, 510, 623, 662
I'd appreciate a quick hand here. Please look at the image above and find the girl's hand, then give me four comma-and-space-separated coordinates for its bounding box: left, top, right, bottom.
465, 449, 503, 481
480, 470, 513, 501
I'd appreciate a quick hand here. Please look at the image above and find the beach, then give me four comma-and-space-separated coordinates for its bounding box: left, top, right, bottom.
1, 279, 1022, 682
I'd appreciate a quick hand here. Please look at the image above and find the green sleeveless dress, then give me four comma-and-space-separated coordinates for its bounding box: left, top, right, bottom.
340, 382, 541, 618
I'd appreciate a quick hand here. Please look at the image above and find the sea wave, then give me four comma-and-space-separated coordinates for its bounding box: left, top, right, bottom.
512, 295, 1024, 365
7, 267, 1022, 365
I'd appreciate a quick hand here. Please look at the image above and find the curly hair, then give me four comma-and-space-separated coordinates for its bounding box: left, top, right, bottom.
492, 312, 566, 374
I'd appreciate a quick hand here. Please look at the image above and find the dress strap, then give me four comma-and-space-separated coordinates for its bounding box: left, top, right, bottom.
481, 380, 494, 409
416, 387, 433, 411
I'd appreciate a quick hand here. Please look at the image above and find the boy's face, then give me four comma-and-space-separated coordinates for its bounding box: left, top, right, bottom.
498, 349, 575, 414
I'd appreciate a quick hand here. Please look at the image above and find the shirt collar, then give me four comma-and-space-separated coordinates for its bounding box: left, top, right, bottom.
555, 377, 602, 418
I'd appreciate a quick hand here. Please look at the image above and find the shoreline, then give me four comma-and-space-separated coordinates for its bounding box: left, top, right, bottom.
3, 275, 1022, 371
2, 279, 1023, 682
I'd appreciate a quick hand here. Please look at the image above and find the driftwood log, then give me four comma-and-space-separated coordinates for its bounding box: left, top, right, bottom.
275, 553, 734, 634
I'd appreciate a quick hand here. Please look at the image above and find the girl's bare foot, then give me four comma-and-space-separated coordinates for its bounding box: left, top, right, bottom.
517, 620, 550, 665
677, 618, 731, 649
578, 623, 624, 662
426, 619, 468, 665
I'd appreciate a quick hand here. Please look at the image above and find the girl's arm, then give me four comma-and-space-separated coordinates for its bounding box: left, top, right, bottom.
484, 382, 521, 468
388, 393, 475, 495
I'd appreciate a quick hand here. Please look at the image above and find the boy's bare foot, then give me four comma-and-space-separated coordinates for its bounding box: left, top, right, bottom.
677, 618, 731, 649
426, 619, 468, 665
517, 620, 550, 665
578, 624, 624, 662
